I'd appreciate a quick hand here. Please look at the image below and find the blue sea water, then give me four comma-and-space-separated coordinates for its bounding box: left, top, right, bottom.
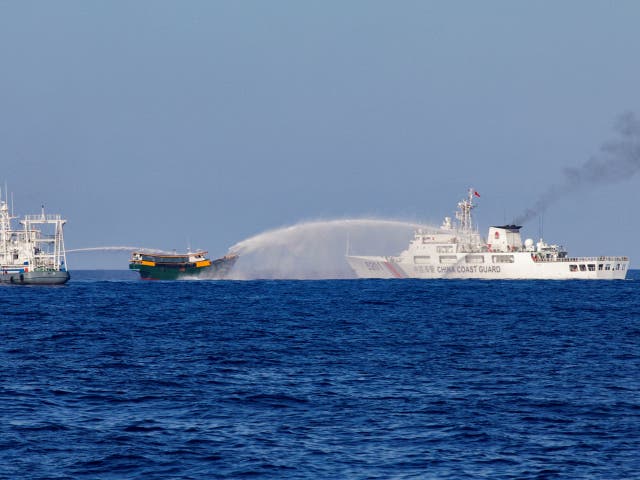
1, 271, 639, 479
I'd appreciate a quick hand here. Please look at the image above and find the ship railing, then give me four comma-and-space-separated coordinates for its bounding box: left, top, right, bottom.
34, 253, 57, 259
21, 214, 65, 222
536, 256, 629, 263
33, 264, 61, 271
33, 234, 61, 242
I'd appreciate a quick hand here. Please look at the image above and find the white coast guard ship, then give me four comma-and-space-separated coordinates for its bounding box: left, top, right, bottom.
347, 188, 629, 280
0, 192, 70, 285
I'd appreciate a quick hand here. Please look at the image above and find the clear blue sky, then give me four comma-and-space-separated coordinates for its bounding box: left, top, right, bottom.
1, 1, 639, 269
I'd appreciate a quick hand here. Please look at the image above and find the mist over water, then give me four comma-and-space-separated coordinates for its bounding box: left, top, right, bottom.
226, 219, 431, 279
514, 111, 640, 225
65, 221, 432, 278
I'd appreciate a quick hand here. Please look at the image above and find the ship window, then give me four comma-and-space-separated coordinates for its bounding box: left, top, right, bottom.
436, 246, 454, 254
598, 264, 603, 270
588, 264, 596, 271
605, 264, 611, 271
166, 256, 188, 263
439, 255, 458, 264
465, 255, 484, 264
616, 264, 620, 270
413, 256, 431, 264
569, 264, 577, 272
491, 255, 514, 263
579, 264, 586, 271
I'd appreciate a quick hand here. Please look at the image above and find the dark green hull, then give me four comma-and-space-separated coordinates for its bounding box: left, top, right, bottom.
130, 255, 238, 280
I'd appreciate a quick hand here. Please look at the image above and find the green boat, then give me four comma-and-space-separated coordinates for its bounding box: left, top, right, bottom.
129, 250, 238, 280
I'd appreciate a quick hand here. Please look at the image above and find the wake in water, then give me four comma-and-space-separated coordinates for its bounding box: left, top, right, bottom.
226, 218, 433, 280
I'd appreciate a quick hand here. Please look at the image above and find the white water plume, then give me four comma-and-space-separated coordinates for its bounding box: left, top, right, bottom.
227, 218, 433, 280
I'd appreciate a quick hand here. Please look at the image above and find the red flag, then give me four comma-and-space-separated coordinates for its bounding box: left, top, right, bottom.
474, 191, 481, 197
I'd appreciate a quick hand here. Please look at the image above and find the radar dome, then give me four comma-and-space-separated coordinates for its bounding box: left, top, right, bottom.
524, 238, 534, 248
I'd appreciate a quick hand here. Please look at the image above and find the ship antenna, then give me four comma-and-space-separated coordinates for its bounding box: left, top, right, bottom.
456, 187, 476, 232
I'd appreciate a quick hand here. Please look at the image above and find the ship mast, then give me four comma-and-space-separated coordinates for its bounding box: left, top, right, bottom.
455, 188, 476, 233
0, 190, 14, 266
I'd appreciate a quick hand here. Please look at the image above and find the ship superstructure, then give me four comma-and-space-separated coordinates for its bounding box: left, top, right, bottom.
0, 193, 70, 285
347, 188, 629, 280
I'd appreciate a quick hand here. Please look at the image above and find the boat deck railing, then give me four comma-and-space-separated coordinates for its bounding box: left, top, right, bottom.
21, 214, 66, 222
536, 256, 629, 263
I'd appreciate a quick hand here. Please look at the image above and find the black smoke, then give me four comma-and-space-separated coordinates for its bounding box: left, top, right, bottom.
513, 111, 640, 225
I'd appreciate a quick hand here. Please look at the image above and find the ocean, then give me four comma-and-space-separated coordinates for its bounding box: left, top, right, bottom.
1, 270, 639, 479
